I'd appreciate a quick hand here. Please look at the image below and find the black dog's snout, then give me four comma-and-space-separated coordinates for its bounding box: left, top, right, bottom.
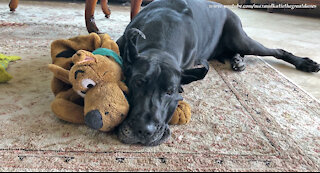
85, 110, 103, 130
118, 119, 171, 146
137, 124, 157, 138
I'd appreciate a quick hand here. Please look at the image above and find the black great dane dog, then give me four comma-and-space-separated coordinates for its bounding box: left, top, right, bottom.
116, 0, 320, 146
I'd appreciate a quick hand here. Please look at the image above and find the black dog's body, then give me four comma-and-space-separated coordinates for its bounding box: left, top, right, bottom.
119, 0, 227, 69
117, 0, 320, 146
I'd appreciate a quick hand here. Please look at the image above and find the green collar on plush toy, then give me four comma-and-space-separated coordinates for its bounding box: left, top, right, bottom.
92, 48, 123, 68
92, 48, 127, 99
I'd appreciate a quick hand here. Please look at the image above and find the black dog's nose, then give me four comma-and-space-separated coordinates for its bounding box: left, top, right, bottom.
137, 124, 157, 137
85, 110, 103, 130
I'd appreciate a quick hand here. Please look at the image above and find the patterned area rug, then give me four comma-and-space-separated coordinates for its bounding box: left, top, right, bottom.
0, 1, 320, 171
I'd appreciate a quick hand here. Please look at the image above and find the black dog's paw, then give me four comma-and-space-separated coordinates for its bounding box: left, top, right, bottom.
296, 58, 320, 72
231, 54, 246, 71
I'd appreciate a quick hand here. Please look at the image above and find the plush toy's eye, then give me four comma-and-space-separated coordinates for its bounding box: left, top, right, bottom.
81, 79, 96, 89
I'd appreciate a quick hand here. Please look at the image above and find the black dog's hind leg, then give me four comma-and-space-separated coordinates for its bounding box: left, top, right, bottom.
230, 54, 246, 71
224, 10, 320, 72
236, 36, 320, 72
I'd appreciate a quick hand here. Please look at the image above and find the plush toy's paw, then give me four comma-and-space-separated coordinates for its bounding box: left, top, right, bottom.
51, 98, 85, 124
169, 101, 191, 125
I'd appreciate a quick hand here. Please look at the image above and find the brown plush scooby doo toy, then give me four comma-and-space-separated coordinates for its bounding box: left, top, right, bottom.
48, 33, 191, 132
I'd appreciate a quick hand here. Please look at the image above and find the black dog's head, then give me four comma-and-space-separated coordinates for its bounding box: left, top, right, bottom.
117, 28, 208, 146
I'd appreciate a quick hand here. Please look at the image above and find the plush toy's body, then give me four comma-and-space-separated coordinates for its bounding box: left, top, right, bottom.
49, 33, 191, 132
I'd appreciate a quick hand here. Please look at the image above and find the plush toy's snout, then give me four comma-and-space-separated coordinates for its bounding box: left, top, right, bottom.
84, 83, 129, 131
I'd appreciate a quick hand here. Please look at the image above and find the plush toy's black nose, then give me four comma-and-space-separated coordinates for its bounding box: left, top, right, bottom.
85, 110, 103, 130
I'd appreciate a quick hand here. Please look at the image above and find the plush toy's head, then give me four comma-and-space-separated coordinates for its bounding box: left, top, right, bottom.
69, 50, 123, 97
69, 50, 129, 132
50, 33, 119, 96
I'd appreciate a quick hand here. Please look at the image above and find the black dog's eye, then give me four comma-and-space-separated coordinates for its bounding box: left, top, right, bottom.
166, 89, 174, 95
135, 79, 145, 88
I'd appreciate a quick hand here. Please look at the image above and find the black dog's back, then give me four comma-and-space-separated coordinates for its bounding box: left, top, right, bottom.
119, 0, 229, 69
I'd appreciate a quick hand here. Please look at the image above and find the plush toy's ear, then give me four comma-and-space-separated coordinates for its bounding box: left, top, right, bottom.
123, 28, 146, 64
56, 49, 77, 58
48, 64, 70, 84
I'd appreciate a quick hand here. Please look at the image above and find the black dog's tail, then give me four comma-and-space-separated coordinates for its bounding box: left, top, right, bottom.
123, 28, 146, 63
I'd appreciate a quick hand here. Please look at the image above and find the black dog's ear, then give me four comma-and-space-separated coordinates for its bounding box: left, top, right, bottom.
123, 28, 146, 64
181, 60, 209, 85
56, 49, 77, 58
181, 66, 209, 85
